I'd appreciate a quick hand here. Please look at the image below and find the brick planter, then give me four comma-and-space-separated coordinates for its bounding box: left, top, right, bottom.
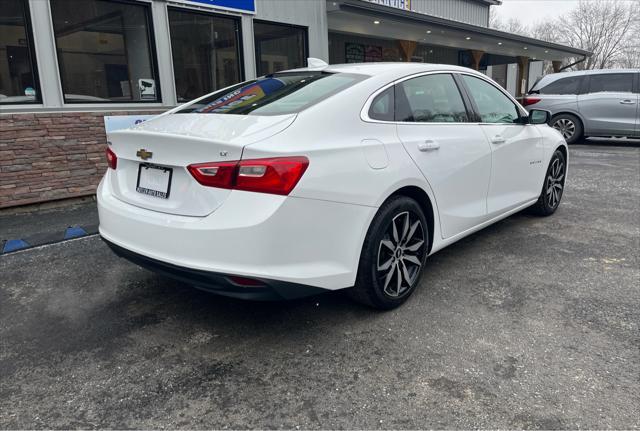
0, 110, 163, 208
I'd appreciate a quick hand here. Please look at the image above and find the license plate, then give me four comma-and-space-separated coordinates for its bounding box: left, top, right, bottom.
136, 164, 172, 199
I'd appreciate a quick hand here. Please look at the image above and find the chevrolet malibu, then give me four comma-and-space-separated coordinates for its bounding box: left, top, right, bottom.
98, 61, 567, 309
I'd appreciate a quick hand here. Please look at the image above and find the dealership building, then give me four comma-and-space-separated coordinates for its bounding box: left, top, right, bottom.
0, 0, 588, 208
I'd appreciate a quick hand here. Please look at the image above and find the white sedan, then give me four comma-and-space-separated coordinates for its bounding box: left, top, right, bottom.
98, 61, 567, 309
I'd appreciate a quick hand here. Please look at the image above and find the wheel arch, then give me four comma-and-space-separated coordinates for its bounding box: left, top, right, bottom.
551, 111, 586, 136
384, 185, 435, 254
555, 144, 568, 162
554, 143, 569, 183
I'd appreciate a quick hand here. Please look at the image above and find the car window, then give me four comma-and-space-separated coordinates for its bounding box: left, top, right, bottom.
368, 87, 394, 121
462, 75, 520, 124
587, 73, 633, 93
395, 74, 468, 123
538, 76, 582, 95
176, 72, 366, 115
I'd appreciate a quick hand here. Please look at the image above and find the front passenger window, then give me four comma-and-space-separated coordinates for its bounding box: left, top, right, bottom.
462, 75, 521, 124
395, 74, 468, 123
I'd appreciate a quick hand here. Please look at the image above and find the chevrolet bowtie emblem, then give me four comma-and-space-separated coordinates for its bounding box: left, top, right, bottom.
136, 149, 153, 160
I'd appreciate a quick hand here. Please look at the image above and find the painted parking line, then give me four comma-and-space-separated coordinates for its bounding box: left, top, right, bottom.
1, 224, 98, 255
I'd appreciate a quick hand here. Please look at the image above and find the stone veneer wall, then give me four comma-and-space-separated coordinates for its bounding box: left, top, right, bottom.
0, 111, 162, 208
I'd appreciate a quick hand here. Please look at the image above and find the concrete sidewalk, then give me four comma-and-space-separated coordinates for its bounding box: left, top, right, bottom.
0, 197, 99, 254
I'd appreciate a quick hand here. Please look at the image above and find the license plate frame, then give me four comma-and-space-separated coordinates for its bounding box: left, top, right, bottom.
136, 163, 173, 199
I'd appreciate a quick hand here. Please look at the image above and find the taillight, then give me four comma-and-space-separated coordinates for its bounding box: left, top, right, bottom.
187, 156, 309, 196
236, 157, 309, 195
187, 161, 237, 189
523, 97, 541, 106
106, 147, 117, 169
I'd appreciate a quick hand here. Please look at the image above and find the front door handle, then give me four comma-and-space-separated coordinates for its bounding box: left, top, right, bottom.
620, 99, 636, 105
491, 135, 507, 144
418, 140, 440, 152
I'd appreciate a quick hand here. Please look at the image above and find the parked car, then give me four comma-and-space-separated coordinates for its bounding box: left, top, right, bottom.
98, 61, 567, 309
524, 69, 640, 144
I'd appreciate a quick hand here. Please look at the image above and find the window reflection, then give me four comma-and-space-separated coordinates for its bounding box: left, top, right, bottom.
168, 8, 242, 103
51, 0, 159, 103
0, 0, 39, 104
254, 21, 307, 76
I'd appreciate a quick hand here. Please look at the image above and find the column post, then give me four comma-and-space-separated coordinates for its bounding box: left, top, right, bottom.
28, 0, 64, 108
469, 50, 485, 71
516, 56, 530, 97
398, 40, 417, 62
241, 15, 256, 80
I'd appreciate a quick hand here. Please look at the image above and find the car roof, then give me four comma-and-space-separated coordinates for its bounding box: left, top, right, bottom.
280, 62, 481, 79
532, 68, 640, 90
543, 68, 640, 78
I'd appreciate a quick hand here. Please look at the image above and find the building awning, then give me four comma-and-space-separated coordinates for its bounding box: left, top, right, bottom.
328, 0, 591, 62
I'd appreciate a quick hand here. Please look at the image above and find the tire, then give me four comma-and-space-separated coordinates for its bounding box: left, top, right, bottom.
348, 196, 429, 310
551, 114, 583, 145
529, 149, 566, 217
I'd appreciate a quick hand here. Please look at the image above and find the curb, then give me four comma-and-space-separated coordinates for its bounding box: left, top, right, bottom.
1, 224, 99, 255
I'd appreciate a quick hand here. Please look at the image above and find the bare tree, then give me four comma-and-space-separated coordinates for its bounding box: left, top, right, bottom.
490, 0, 640, 70
615, 3, 640, 68
617, 44, 640, 68
559, 0, 639, 69
488, 7, 503, 30
489, 8, 530, 35
530, 21, 558, 44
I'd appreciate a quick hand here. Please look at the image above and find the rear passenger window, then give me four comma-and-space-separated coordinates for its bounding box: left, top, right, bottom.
588, 74, 633, 93
395, 74, 468, 123
368, 87, 394, 121
538, 76, 582, 95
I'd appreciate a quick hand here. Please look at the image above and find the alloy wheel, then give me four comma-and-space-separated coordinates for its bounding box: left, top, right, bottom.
376, 211, 425, 298
546, 157, 565, 209
553, 118, 576, 140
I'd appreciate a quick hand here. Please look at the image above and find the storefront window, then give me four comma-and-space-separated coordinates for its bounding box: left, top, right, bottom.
168, 8, 242, 103
254, 21, 307, 76
0, 0, 40, 104
50, 0, 159, 103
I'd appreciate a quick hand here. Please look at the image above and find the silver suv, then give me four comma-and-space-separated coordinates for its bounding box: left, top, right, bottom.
524, 69, 639, 144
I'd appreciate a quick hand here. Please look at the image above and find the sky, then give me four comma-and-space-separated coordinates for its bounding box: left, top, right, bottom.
492, 0, 592, 23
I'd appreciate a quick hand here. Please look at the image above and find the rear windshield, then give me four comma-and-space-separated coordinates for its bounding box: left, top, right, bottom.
531, 76, 582, 95
176, 72, 366, 115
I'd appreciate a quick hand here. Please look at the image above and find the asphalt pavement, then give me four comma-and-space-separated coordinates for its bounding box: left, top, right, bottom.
0, 143, 638, 429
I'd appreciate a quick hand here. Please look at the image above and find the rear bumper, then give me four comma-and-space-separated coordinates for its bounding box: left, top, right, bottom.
102, 237, 325, 300
97, 175, 376, 291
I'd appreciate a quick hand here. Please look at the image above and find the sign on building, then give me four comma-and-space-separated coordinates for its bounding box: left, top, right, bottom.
138, 79, 156, 100
170, 0, 256, 13
366, 0, 411, 11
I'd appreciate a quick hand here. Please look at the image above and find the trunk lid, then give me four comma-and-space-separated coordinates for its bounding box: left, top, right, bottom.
106, 113, 296, 216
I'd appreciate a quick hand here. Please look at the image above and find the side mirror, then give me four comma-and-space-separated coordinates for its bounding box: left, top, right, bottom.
529, 109, 551, 125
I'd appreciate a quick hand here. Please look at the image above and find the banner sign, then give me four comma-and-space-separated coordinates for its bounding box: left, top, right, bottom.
197, 78, 285, 113
366, 0, 411, 11
104, 115, 156, 133
173, 0, 255, 13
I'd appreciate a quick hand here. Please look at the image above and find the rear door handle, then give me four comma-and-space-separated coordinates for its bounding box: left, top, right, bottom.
491, 135, 507, 144
620, 99, 636, 105
418, 140, 440, 152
